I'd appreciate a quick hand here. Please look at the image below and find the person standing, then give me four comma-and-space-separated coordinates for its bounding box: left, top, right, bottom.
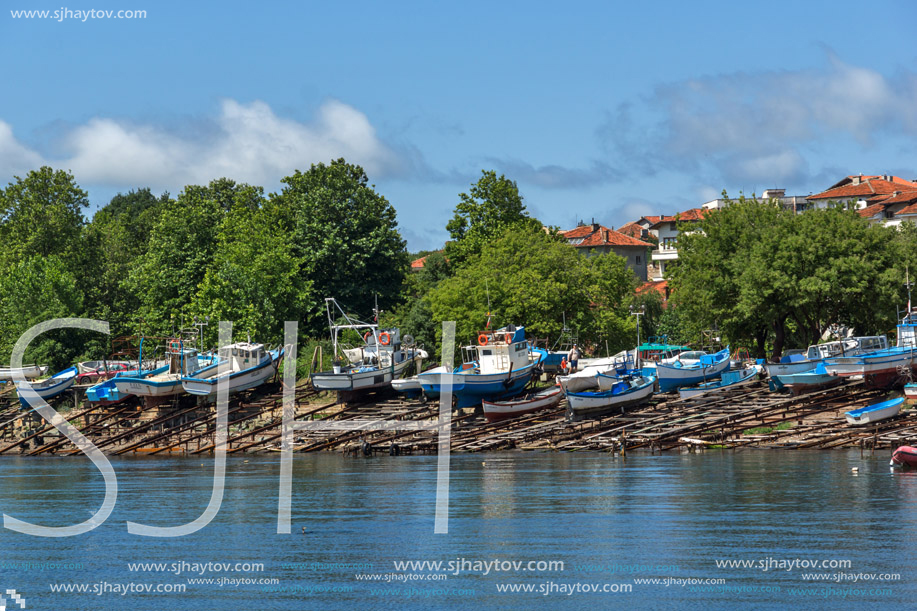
567, 344, 581, 373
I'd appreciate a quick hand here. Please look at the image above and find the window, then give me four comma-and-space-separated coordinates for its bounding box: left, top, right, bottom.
662, 237, 677, 250
636, 255, 641, 264
670, 222, 676, 230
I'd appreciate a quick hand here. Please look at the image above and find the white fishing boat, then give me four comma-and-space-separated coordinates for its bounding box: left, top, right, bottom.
417, 325, 544, 408
182, 342, 283, 398
310, 298, 427, 392
113, 339, 219, 404
765, 336, 887, 377
16, 366, 79, 407
482, 386, 563, 422
564, 374, 656, 420
845, 397, 904, 426
824, 312, 917, 387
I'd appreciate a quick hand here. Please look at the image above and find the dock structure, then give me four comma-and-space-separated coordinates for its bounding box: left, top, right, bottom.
1, 378, 916, 456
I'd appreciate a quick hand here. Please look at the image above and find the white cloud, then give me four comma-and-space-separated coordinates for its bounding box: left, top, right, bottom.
0, 121, 45, 177
0, 99, 405, 190
602, 54, 917, 187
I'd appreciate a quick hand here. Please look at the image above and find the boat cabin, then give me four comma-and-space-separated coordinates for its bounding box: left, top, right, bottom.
898, 312, 917, 348
166, 344, 204, 376
462, 326, 530, 374
218, 342, 266, 372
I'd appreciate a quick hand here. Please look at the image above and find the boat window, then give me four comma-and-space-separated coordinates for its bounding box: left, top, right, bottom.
481, 349, 492, 356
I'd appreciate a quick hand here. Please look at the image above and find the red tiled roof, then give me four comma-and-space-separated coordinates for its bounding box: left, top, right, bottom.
645, 208, 707, 228
637, 279, 668, 295
561, 224, 652, 248
895, 202, 917, 216
809, 176, 917, 200
857, 203, 887, 219
617, 221, 645, 239
410, 256, 428, 269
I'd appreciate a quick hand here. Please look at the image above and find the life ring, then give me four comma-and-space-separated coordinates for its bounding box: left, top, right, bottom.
379, 332, 392, 346
169, 340, 181, 351
504, 332, 514, 345
478, 334, 489, 346
364, 331, 372, 342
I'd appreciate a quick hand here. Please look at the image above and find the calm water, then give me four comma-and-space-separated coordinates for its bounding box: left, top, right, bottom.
1, 449, 915, 610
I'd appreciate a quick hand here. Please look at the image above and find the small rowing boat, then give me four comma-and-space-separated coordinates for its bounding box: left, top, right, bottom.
482, 387, 563, 422
845, 396, 904, 426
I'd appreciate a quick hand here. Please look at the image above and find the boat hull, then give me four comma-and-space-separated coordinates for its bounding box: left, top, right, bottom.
311, 358, 417, 392
677, 366, 761, 399
182, 350, 281, 398
892, 445, 917, 468
16, 366, 79, 407
565, 376, 656, 420
482, 387, 563, 422
418, 365, 537, 408
824, 348, 917, 388
656, 356, 730, 393
845, 397, 904, 426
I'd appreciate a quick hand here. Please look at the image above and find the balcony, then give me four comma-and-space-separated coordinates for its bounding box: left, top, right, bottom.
651, 247, 678, 261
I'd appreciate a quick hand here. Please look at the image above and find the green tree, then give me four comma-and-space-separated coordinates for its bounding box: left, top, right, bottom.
126, 179, 263, 333
427, 225, 635, 355
83, 188, 171, 334
0, 166, 88, 266
444, 170, 541, 267
0, 256, 85, 370
192, 198, 314, 344
273, 159, 408, 333
670, 194, 896, 359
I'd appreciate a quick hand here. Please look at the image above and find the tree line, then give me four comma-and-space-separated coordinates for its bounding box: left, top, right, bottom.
3, 164, 904, 373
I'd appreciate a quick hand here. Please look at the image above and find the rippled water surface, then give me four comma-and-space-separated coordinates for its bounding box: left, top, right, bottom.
1, 449, 914, 609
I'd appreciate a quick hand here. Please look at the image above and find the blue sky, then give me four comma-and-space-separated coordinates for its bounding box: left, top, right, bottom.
2, 0, 916, 251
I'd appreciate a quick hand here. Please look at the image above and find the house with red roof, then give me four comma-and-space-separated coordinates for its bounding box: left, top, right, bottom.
560, 221, 653, 281
807, 174, 917, 225
635, 208, 708, 280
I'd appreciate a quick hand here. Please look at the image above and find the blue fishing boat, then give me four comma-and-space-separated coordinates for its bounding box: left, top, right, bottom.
769, 362, 842, 395
655, 347, 731, 393
417, 325, 544, 408
677, 365, 762, 399
16, 366, 79, 407
824, 310, 917, 387
845, 397, 904, 426
86, 376, 133, 406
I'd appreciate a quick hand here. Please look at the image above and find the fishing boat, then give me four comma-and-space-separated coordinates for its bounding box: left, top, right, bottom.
0, 365, 49, 380
310, 298, 427, 393
391, 376, 425, 399
182, 342, 283, 398
482, 386, 563, 422
16, 366, 79, 407
113, 339, 219, 405
655, 347, 731, 393
565, 374, 656, 420
891, 445, 917, 468
765, 336, 888, 377
417, 325, 544, 409
823, 310, 917, 387
677, 365, 762, 399
845, 397, 904, 426
85, 377, 134, 406
769, 363, 843, 396
634, 337, 691, 374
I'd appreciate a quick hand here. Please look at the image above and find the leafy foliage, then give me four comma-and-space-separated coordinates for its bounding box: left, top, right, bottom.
670, 194, 896, 358
274, 159, 408, 333
427, 225, 637, 355
444, 170, 541, 267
